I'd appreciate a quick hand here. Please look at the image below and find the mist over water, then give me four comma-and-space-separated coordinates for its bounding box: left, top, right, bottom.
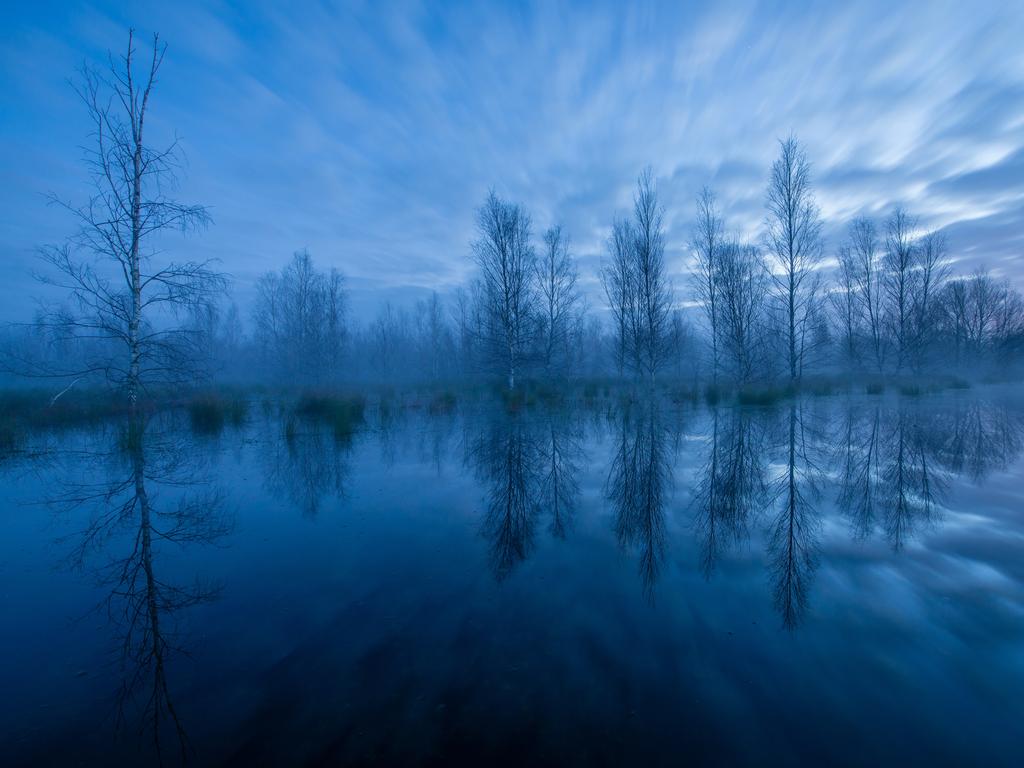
2, 389, 1023, 766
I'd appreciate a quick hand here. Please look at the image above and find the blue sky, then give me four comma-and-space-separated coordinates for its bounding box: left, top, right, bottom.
2, 0, 1023, 323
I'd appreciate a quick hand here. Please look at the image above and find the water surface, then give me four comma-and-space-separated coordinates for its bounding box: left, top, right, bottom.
2, 390, 1023, 766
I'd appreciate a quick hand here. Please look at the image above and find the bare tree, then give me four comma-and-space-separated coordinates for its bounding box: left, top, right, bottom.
535, 225, 583, 376
830, 243, 861, 370
848, 217, 886, 373
601, 218, 637, 377
27, 31, 224, 407
717, 243, 769, 385
252, 250, 347, 384
692, 186, 725, 384
451, 286, 477, 377
415, 291, 453, 382
883, 207, 918, 372
602, 169, 673, 382
909, 230, 949, 371
939, 269, 1024, 370
632, 168, 674, 381
764, 137, 824, 384
472, 191, 536, 390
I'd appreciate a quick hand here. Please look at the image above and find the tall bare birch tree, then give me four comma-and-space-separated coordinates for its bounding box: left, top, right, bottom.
692, 186, 725, 384
765, 138, 824, 384
535, 225, 582, 376
632, 168, 673, 381
32, 31, 223, 408
472, 191, 536, 390
883, 207, 917, 372
602, 218, 637, 377
848, 217, 886, 373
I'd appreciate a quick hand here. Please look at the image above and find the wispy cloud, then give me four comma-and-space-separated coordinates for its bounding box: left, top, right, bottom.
1, 0, 1022, 319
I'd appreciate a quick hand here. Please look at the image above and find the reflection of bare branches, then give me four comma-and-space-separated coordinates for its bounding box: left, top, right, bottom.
48, 415, 228, 764
932, 399, 1024, 482
469, 415, 541, 580
834, 404, 883, 540
606, 400, 672, 597
834, 403, 952, 551
692, 409, 766, 577
536, 412, 584, 539
880, 411, 945, 551
262, 419, 354, 517
767, 403, 821, 630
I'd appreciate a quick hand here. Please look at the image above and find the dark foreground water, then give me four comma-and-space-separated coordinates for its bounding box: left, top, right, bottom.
2, 390, 1024, 766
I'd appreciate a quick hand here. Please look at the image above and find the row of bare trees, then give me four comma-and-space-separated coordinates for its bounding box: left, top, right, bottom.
601, 169, 674, 381
252, 250, 345, 384
691, 137, 1024, 385
6, 32, 1024, 399
467, 191, 587, 388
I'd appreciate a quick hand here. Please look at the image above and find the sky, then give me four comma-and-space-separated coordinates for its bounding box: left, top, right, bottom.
1, 0, 1023, 324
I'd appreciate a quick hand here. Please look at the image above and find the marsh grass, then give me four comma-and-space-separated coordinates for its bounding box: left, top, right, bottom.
737, 385, 791, 406
187, 392, 250, 435
295, 393, 366, 439
0, 389, 133, 450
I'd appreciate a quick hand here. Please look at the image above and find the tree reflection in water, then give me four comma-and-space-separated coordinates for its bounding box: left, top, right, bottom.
831, 398, 1024, 552
692, 407, 766, 578
766, 402, 824, 629
467, 407, 585, 579
261, 414, 354, 518
49, 414, 229, 764
605, 399, 675, 598
468, 413, 541, 580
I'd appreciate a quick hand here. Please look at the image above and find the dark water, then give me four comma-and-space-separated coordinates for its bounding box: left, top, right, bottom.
2, 390, 1024, 766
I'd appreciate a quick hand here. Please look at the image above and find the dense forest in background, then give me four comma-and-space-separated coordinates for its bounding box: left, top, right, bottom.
3, 31, 1024, 406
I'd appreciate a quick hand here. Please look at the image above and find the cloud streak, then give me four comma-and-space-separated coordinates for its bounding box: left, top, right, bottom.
1, 0, 1022, 320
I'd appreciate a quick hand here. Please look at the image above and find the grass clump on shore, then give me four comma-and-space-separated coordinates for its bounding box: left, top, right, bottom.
0, 388, 132, 439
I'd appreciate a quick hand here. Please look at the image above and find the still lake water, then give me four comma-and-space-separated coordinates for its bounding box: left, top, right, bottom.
2, 390, 1023, 766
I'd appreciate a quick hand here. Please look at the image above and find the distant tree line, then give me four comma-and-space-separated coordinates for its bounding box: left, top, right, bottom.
228, 135, 1024, 389
4, 31, 1024, 397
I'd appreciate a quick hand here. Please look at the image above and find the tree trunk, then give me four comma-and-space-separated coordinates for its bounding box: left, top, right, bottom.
128, 122, 144, 411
